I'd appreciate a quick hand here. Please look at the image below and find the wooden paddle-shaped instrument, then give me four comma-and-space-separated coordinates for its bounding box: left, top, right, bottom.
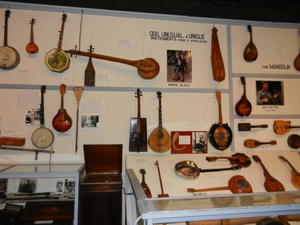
278, 156, 300, 190
252, 155, 285, 192
238, 123, 268, 131
235, 76, 252, 117
273, 120, 300, 135
154, 161, 169, 197
209, 91, 232, 150
139, 168, 152, 198
65, 49, 160, 80
206, 153, 251, 168
0, 9, 20, 70
45, 13, 70, 73
243, 25, 258, 62
294, 29, 300, 71
31, 85, 54, 149
148, 92, 171, 152
288, 134, 300, 149
73, 86, 84, 153
187, 175, 253, 194
211, 26, 225, 82
25, 18, 39, 54
129, 89, 147, 152
52, 84, 72, 132
244, 139, 277, 148
84, 45, 95, 86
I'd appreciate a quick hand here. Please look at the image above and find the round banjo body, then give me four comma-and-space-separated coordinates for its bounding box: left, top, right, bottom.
45, 49, 70, 73
0, 45, 20, 69
31, 127, 54, 149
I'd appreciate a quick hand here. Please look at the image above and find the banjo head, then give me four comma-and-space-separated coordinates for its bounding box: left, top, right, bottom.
31, 127, 54, 149
45, 48, 70, 72
0, 45, 20, 70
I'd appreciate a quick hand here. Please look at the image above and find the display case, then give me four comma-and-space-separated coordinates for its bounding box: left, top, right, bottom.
0, 164, 83, 225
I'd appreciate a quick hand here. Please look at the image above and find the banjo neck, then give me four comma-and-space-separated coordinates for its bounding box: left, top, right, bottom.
40, 85, 46, 127
3, 10, 10, 46
57, 13, 67, 50
216, 90, 223, 125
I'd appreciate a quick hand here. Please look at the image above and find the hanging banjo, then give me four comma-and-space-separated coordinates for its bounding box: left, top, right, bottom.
45, 13, 70, 73
0, 9, 20, 70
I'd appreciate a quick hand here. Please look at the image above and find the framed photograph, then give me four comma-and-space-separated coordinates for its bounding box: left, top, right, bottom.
81, 115, 99, 128
56, 181, 64, 193
167, 50, 192, 83
256, 81, 284, 105
64, 179, 75, 194
0, 179, 8, 192
18, 178, 37, 193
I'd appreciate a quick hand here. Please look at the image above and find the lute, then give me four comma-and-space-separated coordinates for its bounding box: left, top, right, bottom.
238, 123, 268, 131
52, 84, 72, 132
154, 161, 169, 197
294, 29, 300, 71
148, 91, 171, 152
139, 168, 152, 198
252, 155, 285, 192
84, 45, 95, 86
278, 155, 300, 190
244, 139, 277, 148
211, 26, 225, 82
129, 89, 147, 152
235, 76, 252, 117
45, 13, 70, 73
0, 9, 20, 70
209, 91, 232, 150
243, 25, 258, 62
31, 85, 54, 149
206, 153, 251, 168
273, 120, 300, 135
25, 18, 39, 54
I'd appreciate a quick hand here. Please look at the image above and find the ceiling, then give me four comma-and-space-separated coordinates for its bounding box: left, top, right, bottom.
3, 0, 300, 23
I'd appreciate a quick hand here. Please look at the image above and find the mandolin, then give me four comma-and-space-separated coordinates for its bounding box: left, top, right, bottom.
278, 155, 300, 190
238, 123, 268, 131
129, 89, 148, 152
187, 175, 253, 194
211, 26, 225, 82
154, 161, 169, 197
84, 45, 95, 86
209, 91, 232, 150
273, 120, 300, 135
52, 84, 72, 133
25, 18, 39, 54
139, 168, 152, 198
0, 9, 20, 70
73, 86, 84, 153
65, 49, 160, 80
148, 91, 171, 153
235, 76, 252, 117
45, 13, 70, 73
294, 29, 300, 71
287, 134, 300, 149
244, 139, 277, 148
243, 25, 258, 62
206, 153, 251, 168
252, 155, 285, 192
31, 85, 54, 149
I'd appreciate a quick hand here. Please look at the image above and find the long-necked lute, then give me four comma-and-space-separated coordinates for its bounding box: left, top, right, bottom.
211, 26, 225, 82
25, 18, 39, 54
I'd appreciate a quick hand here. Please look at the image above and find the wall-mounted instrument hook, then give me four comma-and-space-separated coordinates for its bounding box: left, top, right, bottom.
88, 45, 95, 53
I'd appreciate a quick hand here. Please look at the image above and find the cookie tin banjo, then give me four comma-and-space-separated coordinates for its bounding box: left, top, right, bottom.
45, 13, 70, 72
0, 10, 20, 70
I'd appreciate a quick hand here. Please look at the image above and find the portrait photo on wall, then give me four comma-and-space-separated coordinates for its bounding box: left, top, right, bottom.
256, 81, 284, 105
167, 50, 192, 83
18, 178, 37, 193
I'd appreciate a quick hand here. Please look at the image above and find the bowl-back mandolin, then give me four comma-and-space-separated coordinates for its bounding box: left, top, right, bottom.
243, 25, 258, 62
211, 26, 225, 82
278, 155, 300, 190
235, 76, 252, 117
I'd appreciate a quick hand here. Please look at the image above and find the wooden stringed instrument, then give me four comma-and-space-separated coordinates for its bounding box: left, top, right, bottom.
235, 76, 252, 117
211, 26, 225, 82
187, 175, 253, 194
0, 9, 20, 70
244, 139, 277, 148
209, 91, 232, 150
238, 123, 268, 131
148, 91, 171, 152
84, 45, 95, 86
31, 85, 54, 149
278, 155, 300, 190
243, 25, 258, 62
65, 49, 160, 80
25, 18, 39, 54
73, 86, 84, 153
139, 168, 152, 198
273, 120, 300, 135
252, 155, 285, 192
45, 13, 70, 73
294, 29, 300, 71
287, 134, 300, 149
52, 84, 72, 132
206, 153, 251, 168
154, 160, 169, 197
129, 89, 147, 152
